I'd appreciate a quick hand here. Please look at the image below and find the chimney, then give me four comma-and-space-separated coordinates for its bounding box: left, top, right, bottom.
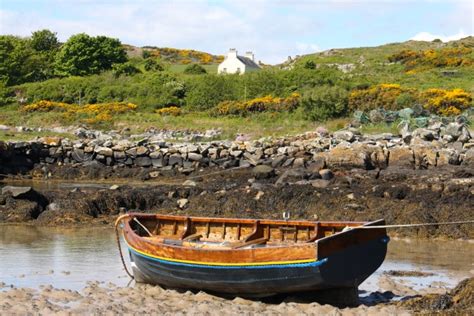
245, 51, 254, 61
228, 48, 237, 59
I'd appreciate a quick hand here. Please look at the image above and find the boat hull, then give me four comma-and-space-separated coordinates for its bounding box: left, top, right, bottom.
128, 235, 388, 296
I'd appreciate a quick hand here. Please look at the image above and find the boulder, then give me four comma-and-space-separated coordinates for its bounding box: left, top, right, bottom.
252, 165, 275, 179
135, 157, 152, 167
1, 186, 33, 198
462, 149, 474, 167
412, 144, 438, 169
168, 154, 183, 167
275, 168, 307, 186
94, 146, 113, 157
437, 149, 460, 166
323, 145, 371, 170
333, 130, 355, 142
187, 153, 203, 162
388, 146, 414, 168
319, 169, 334, 180
136, 146, 149, 156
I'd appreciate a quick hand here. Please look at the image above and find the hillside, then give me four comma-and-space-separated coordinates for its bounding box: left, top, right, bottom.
281, 37, 474, 91
124, 45, 224, 73
0, 32, 472, 137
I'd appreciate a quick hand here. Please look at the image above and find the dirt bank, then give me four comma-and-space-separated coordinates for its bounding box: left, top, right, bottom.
1, 164, 473, 239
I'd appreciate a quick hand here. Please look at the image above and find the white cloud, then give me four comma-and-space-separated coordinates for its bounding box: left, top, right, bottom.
410, 29, 472, 42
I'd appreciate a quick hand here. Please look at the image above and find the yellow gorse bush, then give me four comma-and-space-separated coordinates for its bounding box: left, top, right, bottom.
22, 101, 138, 124
156, 106, 181, 116
421, 88, 472, 116
349, 84, 413, 111
388, 46, 473, 71
349, 84, 472, 116
146, 47, 223, 65
213, 93, 300, 116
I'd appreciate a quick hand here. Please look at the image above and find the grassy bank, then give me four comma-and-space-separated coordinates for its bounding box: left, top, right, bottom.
0, 103, 404, 141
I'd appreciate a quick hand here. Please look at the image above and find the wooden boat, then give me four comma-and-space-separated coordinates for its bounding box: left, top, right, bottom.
116, 213, 389, 299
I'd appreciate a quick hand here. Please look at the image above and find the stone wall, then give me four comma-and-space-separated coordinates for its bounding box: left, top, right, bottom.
1, 126, 473, 176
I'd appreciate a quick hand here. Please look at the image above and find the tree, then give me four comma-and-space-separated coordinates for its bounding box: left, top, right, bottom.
30, 29, 60, 52
55, 33, 127, 76
0, 35, 41, 85
183, 63, 207, 75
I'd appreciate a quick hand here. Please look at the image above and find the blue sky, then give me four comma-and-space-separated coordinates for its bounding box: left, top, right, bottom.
0, 0, 472, 63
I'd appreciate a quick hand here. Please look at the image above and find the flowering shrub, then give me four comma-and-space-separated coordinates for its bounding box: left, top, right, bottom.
388, 46, 473, 71
212, 93, 300, 116
156, 106, 181, 116
143, 47, 222, 65
349, 85, 472, 116
22, 100, 138, 124
421, 88, 472, 116
349, 84, 417, 111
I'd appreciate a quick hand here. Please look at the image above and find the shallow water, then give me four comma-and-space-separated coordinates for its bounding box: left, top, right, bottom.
0, 225, 472, 295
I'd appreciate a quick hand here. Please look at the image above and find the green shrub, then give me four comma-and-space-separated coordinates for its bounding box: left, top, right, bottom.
183, 64, 207, 75
395, 92, 417, 108
302, 86, 348, 121
304, 60, 316, 69
112, 62, 141, 78
144, 58, 164, 72
185, 75, 238, 110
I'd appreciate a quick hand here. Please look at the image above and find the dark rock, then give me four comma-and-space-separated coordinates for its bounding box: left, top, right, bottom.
168, 154, 183, 167
252, 165, 275, 179
271, 155, 287, 168
275, 168, 306, 186
1, 186, 33, 198
319, 169, 334, 180
135, 157, 152, 167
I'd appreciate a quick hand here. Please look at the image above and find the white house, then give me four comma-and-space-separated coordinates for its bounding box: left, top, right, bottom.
217, 49, 260, 74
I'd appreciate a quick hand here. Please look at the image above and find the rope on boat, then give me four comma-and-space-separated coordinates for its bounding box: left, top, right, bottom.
114, 214, 134, 279
350, 220, 474, 230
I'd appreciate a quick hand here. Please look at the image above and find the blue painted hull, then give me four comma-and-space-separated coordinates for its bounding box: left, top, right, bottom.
129, 236, 389, 296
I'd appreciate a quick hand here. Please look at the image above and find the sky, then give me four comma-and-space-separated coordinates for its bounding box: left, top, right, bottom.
0, 0, 473, 64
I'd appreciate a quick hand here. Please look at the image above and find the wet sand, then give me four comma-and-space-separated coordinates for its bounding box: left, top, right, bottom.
1, 226, 473, 314
0, 282, 411, 315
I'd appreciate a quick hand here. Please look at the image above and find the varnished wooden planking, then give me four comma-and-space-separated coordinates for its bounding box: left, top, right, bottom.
122, 213, 386, 265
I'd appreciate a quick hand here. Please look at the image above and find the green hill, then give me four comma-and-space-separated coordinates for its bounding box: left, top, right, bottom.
281, 37, 474, 91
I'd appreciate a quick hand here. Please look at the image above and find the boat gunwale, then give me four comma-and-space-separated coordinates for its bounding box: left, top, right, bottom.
123, 213, 385, 253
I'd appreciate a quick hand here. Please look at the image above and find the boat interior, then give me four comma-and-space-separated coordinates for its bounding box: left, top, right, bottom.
128, 214, 369, 249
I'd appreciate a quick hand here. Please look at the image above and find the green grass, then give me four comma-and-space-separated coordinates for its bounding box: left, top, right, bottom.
0, 130, 75, 142
292, 37, 474, 91
0, 102, 410, 142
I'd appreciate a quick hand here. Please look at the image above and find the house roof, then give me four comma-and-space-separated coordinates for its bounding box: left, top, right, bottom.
236, 56, 260, 68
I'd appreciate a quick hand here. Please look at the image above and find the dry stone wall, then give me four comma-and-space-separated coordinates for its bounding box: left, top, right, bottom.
1, 125, 473, 176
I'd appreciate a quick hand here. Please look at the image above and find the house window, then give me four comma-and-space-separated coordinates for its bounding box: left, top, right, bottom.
236, 67, 241, 74
223, 68, 227, 73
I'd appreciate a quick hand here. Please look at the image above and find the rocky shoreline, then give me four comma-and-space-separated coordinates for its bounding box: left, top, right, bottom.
1, 124, 473, 239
